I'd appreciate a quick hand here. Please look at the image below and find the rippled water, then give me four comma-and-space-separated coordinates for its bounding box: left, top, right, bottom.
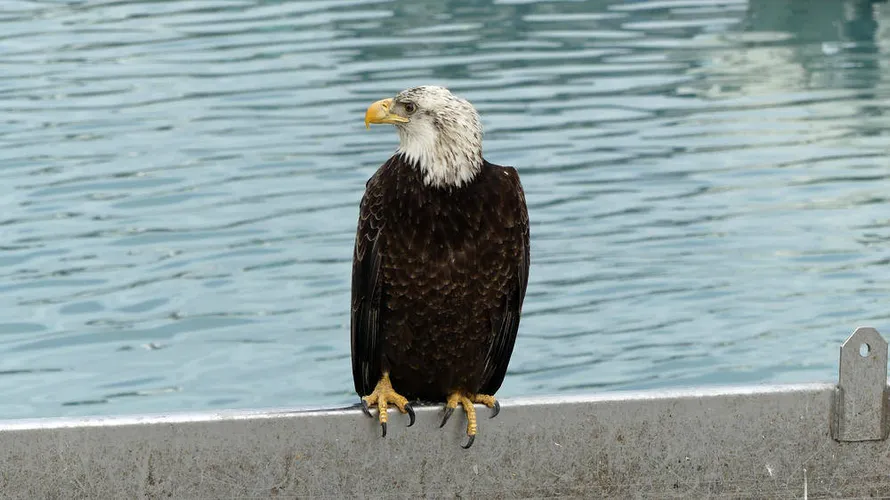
1, 0, 889, 419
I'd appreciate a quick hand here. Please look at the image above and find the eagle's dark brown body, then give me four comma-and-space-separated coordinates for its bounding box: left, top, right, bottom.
351, 153, 530, 402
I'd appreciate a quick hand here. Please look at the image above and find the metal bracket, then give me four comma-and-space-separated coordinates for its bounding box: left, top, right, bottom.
831, 327, 889, 442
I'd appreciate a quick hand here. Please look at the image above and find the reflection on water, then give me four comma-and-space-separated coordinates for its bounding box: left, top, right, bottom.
1, 0, 889, 419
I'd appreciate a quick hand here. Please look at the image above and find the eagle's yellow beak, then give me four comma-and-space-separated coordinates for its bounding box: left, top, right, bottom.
365, 98, 410, 129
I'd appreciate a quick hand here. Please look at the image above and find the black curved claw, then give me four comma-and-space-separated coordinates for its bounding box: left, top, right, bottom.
490, 400, 501, 419
439, 407, 454, 428
406, 404, 416, 427
381, 421, 387, 438
461, 434, 476, 449
361, 399, 373, 418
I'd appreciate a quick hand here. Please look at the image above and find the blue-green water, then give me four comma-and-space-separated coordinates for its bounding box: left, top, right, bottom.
1, 0, 889, 419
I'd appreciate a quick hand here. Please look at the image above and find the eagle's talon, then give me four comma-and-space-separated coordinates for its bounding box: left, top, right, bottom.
461, 434, 476, 450
361, 373, 411, 438
440, 407, 454, 428
361, 399, 372, 418
406, 404, 416, 427
441, 391, 500, 448
471, 393, 500, 419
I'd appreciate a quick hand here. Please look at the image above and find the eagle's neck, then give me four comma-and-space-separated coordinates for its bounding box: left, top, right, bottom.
396, 126, 482, 189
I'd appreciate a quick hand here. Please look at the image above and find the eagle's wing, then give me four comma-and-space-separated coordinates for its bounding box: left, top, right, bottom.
479, 167, 530, 396
350, 175, 385, 397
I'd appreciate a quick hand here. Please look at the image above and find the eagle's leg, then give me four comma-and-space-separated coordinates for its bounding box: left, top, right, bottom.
439, 391, 501, 449
361, 372, 415, 438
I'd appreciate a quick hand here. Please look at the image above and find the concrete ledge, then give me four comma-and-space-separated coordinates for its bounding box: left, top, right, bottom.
3, 383, 890, 498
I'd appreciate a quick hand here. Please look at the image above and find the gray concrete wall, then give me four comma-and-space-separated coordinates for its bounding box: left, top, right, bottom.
3, 382, 890, 499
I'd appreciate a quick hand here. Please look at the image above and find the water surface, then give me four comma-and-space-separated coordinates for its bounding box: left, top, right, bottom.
1, 0, 890, 419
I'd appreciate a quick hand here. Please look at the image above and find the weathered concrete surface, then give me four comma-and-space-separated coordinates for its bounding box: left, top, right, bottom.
2, 383, 890, 499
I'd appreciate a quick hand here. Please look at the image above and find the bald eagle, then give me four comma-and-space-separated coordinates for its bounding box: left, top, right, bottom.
352, 86, 530, 449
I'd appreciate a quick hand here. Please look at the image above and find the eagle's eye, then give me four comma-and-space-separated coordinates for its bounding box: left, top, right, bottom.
404, 102, 417, 114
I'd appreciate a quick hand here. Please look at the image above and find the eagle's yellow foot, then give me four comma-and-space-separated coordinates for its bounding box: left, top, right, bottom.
439, 391, 501, 449
360, 373, 415, 437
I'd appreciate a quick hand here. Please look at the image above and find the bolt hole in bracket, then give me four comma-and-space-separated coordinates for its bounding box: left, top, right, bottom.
832, 327, 889, 442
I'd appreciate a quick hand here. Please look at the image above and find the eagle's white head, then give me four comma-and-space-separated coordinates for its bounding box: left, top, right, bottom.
365, 85, 483, 188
